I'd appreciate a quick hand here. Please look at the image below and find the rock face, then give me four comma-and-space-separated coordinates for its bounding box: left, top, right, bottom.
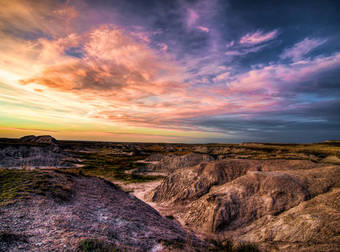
0, 135, 72, 169
0, 170, 202, 252
148, 159, 339, 251
240, 188, 340, 252
143, 153, 214, 173
184, 167, 338, 232
149, 159, 322, 204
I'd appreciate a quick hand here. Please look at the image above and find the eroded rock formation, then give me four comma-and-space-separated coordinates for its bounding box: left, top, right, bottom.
143, 152, 214, 173
148, 159, 339, 251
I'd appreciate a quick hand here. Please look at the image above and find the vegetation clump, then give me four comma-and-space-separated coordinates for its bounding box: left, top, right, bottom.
208, 238, 260, 252
0, 169, 73, 205
74, 151, 164, 183
77, 239, 125, 252
0, 231, 27, 251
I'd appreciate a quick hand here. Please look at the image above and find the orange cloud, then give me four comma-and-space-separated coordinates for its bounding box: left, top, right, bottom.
0, 0, 77, 37
21, 25, 184, 97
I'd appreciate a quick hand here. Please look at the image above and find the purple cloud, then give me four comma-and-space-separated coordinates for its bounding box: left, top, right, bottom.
240, 30, 279, 45
280, 38, 327, 61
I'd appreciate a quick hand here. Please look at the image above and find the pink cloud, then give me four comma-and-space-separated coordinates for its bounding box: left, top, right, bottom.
159, 43, 168, 51
186, 9, 199, 28
225, 52, 340, 99
226, 41, 235, 48
225, 43, 267, 56
0, 0, 78, 38
197, 26, 209, 32
280, 38, 327, 61
21, 25, 180, 94
213, 72, 230, 82
240, 30, 278, 45
181, 0, 218, 32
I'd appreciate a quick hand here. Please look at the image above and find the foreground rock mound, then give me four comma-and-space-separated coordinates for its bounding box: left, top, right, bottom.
0, 170, 201, 251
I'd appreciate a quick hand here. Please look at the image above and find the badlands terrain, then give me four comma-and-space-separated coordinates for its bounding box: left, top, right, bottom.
0, 135, 339, 251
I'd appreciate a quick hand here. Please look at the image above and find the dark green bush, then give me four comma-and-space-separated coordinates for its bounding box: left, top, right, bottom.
77, 239, 121, 252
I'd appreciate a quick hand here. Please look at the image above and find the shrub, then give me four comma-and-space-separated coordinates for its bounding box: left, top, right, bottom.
207, 238, 260, 252
234, 242, 260, 252
77, 239, 121, 252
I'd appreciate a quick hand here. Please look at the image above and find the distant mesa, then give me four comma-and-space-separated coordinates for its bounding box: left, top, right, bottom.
19, 135, 58, 145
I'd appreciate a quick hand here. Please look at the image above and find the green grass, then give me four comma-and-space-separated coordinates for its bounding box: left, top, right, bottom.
74, 151, 164, 183
0, 169, 73, 205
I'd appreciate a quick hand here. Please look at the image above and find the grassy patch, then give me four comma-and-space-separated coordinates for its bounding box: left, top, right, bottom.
0, 169, 73, 205
74, 151, 164, 183
159, 238, 185, 250
208, 238, 260, 252
0, 231, 26, 244
0, 231, 27, 252
77, 239, 123, 252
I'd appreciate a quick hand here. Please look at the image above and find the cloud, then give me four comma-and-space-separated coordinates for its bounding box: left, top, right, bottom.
226, 41, 234, 48
240, 30, 278, 45
180, 0, 218, 32
280, 37, 327, 61
0, 0, 77, 38
225, 43, 267, 56
192, 96, 340, 143
213, 71, 230, 82
159, 43, 168, 51
197, 26, 209, 32
224, 30, 277, 57
21, 25, 181, 97
186, 8, 199, 28
227, 52, 340, 93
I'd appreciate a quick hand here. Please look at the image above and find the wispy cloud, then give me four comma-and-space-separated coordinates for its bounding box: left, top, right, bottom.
280, 37, 327, 61
240, 30, 279, 45
186, 8, 199, 28
197, 26, 209, 32
225, 43, 267, 56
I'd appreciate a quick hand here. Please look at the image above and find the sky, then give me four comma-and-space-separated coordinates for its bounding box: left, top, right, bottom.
0, 0, 339, 143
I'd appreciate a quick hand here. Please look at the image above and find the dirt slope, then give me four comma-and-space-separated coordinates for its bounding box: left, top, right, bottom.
0, 170, 201, 252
